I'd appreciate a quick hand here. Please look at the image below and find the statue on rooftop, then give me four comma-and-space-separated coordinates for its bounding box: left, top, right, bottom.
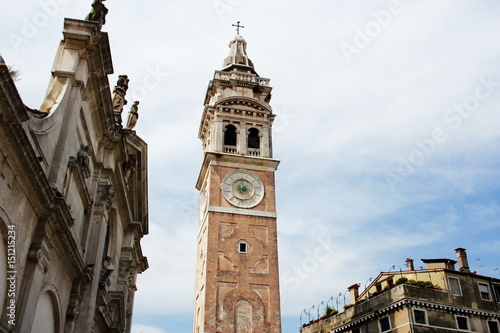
112, 75, 129, 125
125, 101, 140, 130
86, 0, 108, 26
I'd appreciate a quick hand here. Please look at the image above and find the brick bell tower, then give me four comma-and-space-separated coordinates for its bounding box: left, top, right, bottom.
193, 27, 282, 333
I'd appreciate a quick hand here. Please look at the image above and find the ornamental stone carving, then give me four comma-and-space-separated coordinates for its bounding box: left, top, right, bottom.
123, 154, 137, 187
85, 0, 108, 27
98, 256, 114, 288
112, 74, 129, 125
96, 181, 115, 213
126, 101, 140, 130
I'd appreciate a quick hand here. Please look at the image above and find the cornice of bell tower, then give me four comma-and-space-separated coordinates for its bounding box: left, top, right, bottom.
199, 34, 275, 159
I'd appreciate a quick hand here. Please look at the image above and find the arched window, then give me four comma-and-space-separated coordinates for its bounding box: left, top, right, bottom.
248, 128, 260, 149
31, 292, 56, 333
224, 125, 237, 146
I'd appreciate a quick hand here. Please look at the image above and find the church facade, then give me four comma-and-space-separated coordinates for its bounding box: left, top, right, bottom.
0, 7, 148, 333
193, 31, 282, 332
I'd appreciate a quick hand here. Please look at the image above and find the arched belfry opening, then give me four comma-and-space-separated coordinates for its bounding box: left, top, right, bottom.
247, 128, 260, 149
224, 124, 238, 153
224, 125, 237, 146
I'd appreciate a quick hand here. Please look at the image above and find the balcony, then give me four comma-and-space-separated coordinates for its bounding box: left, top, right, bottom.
248, 148, 260, 157
222, 146, 261, 157
214, 71, 270, 86
224, 145, 237, 154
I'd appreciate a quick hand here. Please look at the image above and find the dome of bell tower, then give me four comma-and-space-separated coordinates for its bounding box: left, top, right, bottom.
222, 34, 256, 74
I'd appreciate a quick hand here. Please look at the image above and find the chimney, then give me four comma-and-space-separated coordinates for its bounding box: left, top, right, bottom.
406, 258, 414, 271
455, 248, 470, 273
348, 283, 360, 303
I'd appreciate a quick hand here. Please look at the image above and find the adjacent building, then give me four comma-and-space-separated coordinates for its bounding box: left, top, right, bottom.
193, 32, 282, 332
0, 6, 148, 333
301, 248, 500, 333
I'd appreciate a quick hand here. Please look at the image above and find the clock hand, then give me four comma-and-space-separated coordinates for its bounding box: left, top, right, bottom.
238, 180, 247, 194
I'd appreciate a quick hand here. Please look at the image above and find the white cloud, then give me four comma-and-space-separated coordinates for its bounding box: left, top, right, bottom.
132, 324, 165, 333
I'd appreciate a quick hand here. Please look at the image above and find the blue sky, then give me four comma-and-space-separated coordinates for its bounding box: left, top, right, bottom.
2, 1, 500, 332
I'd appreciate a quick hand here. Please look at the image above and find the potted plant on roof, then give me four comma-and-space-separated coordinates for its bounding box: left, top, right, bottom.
325, 305, 338, 318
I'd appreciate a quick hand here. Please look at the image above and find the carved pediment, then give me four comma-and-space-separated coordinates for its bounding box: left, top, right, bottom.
215, 96, 272, 114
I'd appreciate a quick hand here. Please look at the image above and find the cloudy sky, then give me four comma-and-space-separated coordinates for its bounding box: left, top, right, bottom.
2, 0, 500, 332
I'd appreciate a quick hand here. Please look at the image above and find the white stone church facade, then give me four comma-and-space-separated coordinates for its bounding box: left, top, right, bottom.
0, 6, 148, 333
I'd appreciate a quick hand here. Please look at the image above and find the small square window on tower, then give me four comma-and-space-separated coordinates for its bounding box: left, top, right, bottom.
238, 241, 248, 254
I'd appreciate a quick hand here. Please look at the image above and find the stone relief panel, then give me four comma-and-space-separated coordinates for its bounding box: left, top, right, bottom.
194, 306, 203, 333
196, 225, 207, 287
249, 225, 268, 245
218, 288, 267, 331
199, 181, 208, 222
250, 284, 270, 323
218, 252, 237, 272
217, 221, 272, 277
217, 282, 237, 321
218, 222, 239, 274
218, 222, 237, 241
249, 256, 268, 274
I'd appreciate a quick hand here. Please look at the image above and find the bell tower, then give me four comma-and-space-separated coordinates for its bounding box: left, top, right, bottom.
193, 29, 282, 333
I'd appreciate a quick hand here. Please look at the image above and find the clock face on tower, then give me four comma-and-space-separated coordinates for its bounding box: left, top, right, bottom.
221, 170, 264, 208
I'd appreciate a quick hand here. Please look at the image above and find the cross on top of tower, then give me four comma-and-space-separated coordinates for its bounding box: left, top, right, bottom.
232, 21, 244, 34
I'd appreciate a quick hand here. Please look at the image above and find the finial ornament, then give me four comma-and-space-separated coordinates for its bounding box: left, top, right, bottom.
232, 21, 244, 34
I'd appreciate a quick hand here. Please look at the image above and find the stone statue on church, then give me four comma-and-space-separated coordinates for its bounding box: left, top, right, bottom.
112, 75, 129, 125
98, 256, 114, 287
77, 145, 92, 178
86, 0, 108, 26
125, 101, 139, 130
77, 145, 91, 168
123, 154, 137, 188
